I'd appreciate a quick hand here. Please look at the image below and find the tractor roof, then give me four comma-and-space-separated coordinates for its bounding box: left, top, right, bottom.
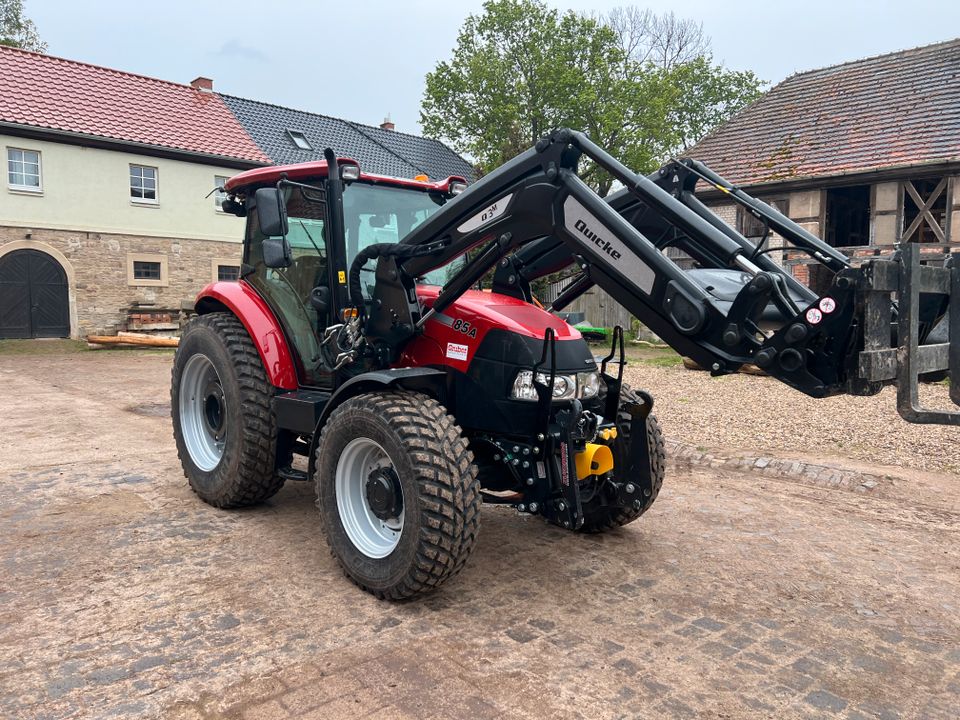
225, 159, 467, 194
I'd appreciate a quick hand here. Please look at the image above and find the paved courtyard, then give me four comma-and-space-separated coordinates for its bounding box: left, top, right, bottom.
1, 349, 958, 719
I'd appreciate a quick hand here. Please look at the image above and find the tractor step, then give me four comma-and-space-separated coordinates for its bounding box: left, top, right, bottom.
277, 466, 309, 482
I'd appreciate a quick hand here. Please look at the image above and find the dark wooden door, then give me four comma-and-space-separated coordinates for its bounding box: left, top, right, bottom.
0, 250, 70, 339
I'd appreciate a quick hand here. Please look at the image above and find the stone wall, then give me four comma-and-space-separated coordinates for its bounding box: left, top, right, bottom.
0, 225, 241, 337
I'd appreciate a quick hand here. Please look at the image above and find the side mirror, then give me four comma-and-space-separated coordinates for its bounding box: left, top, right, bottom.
310, 286, 330, 315
262, 237, 292, 269
255, 187, 288, 238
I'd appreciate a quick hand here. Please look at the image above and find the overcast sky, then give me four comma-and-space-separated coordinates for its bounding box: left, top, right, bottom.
29, 0, 960, 138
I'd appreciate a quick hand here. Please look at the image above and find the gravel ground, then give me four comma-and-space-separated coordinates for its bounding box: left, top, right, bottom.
623, 363, 960, 476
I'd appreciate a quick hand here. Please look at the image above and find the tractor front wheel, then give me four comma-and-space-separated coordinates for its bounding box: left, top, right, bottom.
171, 312, 286, 508
315, 392, 481, 600
578, 387, 665, 533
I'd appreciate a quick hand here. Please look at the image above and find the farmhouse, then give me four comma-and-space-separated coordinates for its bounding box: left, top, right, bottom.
0, 46, 471, 339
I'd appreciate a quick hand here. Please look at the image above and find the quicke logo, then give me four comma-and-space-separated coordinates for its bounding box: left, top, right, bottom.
574, 218, 621, 260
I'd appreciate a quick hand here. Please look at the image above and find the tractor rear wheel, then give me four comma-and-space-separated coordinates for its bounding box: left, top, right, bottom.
171, 312, 286, 508
578, 387, 665, 533
315, 391, 481, 600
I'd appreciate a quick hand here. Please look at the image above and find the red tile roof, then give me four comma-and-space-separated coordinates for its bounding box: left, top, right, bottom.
688, 39, 960, 187
0, 46, 270, 164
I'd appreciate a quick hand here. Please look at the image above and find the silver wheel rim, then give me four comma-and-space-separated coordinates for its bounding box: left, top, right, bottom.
336, 438, 404, 558
179, 354, 226, 472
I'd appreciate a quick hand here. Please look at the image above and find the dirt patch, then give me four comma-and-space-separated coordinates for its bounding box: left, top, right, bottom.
126, 402, 170, 417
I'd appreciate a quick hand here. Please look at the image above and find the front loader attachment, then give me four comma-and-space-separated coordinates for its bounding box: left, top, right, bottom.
857, 244, 960, 424
381, 127, 960, 426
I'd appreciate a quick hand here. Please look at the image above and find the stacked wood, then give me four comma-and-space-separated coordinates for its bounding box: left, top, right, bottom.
86, 332, 179, 348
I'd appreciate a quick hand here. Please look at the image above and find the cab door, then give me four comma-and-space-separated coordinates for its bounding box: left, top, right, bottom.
243, 183, 336, 389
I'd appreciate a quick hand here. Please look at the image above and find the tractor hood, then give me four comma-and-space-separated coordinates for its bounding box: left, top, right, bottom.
415, 286, 581, 342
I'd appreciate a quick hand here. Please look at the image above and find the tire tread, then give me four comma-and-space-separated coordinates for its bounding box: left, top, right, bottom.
171, 312, 284, 508
316, 391, 481, 600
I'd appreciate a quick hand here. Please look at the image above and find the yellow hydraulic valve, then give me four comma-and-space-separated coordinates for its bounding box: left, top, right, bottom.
598, 427, 618, 441
574, 443, 614, 480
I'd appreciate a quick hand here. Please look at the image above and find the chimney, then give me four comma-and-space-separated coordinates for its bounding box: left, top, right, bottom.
190, 76, 214, 92
380, 115, 395, 132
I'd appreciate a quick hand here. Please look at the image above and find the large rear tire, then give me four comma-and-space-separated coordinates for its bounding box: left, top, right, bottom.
171, 312, 285, 508
578, 387, 665, 533
315, 391, 481, 600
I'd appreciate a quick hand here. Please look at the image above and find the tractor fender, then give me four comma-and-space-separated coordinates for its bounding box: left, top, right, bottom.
194, 281, 299, 390
307, 367, 448, 473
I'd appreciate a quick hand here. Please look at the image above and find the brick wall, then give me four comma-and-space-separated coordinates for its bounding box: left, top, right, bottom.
0, 225, 241, 337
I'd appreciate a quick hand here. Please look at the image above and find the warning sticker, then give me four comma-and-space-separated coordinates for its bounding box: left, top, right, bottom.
819, 297, 837, 314
806, 307, 823, 325
446, 342, 469, 361
338, 270, 346, 284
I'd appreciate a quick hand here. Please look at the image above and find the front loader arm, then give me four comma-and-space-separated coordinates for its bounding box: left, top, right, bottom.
357, 129, 960, 425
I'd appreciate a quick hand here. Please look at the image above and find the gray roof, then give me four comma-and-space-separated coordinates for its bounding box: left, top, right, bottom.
221, 94, 474, 181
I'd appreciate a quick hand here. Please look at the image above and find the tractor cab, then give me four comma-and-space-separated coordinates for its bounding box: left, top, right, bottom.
222, 158, 469, 387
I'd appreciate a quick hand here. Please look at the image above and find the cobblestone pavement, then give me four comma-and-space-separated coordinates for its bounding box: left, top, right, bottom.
1, 352, 958, 719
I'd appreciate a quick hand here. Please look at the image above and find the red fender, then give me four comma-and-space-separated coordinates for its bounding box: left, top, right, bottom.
194, 280, 299, 390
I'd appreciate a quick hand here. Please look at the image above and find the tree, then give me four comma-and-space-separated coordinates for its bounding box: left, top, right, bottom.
421, 0, 677, 195
1, 0, 46, 53
421, 2, 764, 194
665, 57, 764, 151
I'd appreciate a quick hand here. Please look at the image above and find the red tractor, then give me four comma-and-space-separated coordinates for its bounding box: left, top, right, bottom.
172, 130, 959, 599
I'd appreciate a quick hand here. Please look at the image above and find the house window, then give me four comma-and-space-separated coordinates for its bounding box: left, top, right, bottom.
825, 185, 870, 247
214, 175, 229, 211
130, 164, 158, 203
211, 258, 241, 282
286, 130, 312, 151
126, 253, 168, 286
134, 261, 161, 280
7, 147, 42, 192
738, 198, 788, 240
217, 264, 240, 281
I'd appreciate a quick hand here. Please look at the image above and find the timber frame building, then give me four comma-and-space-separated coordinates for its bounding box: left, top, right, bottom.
689, 38, 960, 294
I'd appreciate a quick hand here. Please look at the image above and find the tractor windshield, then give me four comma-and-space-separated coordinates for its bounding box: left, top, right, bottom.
342, 182, 465, 292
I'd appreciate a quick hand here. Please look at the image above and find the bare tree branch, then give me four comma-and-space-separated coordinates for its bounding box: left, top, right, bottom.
607, 6, 708, 68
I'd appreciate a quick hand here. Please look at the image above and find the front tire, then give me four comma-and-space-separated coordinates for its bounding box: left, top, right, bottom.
171, 312, 285, 508
578, 387, 665, 533
315, 391, 481, 600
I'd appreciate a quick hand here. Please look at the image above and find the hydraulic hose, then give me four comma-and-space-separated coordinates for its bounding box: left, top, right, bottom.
348, 242, 439, 310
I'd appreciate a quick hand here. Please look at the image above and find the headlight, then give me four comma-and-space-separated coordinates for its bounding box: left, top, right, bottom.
580, 371, 600, 398
511, 370, 601, 401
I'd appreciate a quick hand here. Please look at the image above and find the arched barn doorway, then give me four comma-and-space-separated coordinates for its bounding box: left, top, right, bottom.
0, 249, 70, 338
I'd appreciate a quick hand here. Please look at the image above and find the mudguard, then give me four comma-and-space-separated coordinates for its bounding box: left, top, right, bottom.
194, 280, 299, 390
317, 367, 447, 428
304, 367, 448, 474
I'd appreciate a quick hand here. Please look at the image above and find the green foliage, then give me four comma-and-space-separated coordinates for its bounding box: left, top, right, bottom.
665, 56, 764, 150
421, 1, 763, 193
0, 0, 45, 52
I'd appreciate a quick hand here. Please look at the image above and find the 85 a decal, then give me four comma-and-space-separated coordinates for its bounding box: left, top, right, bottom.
452, 318, 478, 338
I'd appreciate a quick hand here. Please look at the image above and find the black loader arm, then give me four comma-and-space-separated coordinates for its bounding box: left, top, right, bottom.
354, 129, 960, 425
